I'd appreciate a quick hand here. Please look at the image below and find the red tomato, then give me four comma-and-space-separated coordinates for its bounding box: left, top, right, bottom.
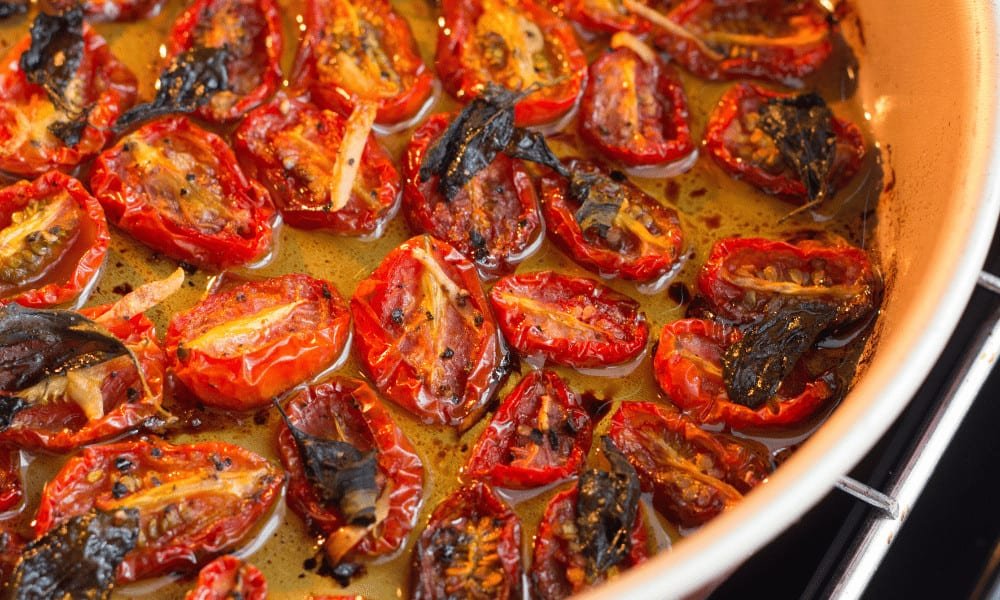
234, 93, 400, 237
653, 318, 833, 428
465, 370, 591, 488
411, 482, 522, 600
166, 274, 351, 411
540, 160, 684, 282
276, 377, 423, 557
0, 23, 137, 176
652, 0, 833, 84
293, 0, 433, 126
90, 116, 274, 270
34, 439, 284, 582
166, 0, 283, 123
403, 114, 543, 278
350, 235, 508, 429
50, 0, 166, 21
609, 401, 771, 527
436, 0, 588, 126
0, 447, 20, 512
704, 84, 866, 202
0, 172, 109, 308
489, 271, 649, 368
185, 555, 267, 600
696, 236, 879, 329
579, 47, 694, 167
554, 0, 651, 33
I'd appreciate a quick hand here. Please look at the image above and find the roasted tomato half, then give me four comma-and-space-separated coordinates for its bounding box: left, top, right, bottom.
277, 377, 423, 565
185, 555, 267, 600
403, 113, 543, 278
0, 172, 109, 308
436, 0, 588, 126
540, 160, 684, 283
609, 401, 771, 528
0, 446, 20, 513
34, 439, 284, 582
293, 0, 433, 126
652, 0, 833, 84
411, 482, 522, 600
234, 93, 400, 237
166, 274, 351, 411
490, 271, 649, 369
704, 84, 865, 203
0, 16, 137, 176
579, 44, 694, 168
165, 0, 283, 123
90, 116, 274, 270
50, 0, 165, 21
351, 235, 507, 429
465, 370, 591, 489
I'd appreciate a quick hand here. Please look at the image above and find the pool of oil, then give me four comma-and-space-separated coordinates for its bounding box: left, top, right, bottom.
0, 2, 882, 598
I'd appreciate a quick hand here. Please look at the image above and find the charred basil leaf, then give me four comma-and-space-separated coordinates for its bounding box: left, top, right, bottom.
505, 128, 569, 177
0, 396, 26, 430
757, 93, 836, 202
722, 301, 838, 409
8, 508, 139, 600
0, 0, 27, 20
570, 169, 624, 241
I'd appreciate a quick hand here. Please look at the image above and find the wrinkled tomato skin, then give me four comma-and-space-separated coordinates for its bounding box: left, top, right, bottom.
0, 302, 165, 452
90, 116, 274, 270
436, 0, 588, 126
234, 93, 400, 237
490, 271, 649, 368
185, 555, 268, 600
554, 0, 650, 33
465, 370, 591, 489
411, 482, 522, 600
531, 487, 648, 600
579, 48, 694, 167
0, 172, 109, 308
0, 447, 20, 513
351, 235, 507, 430
0, 25, 137, 176
50, 0, 166, 21
34, 439, 284, 582
166, 274, 351, 410
293, 0, 433, 126
166, 0, 283, 123
609, 401, 771, 528
277, 377, 423, 556
403, 114, 543, 278
540, 160, 684, 282
704, 84, 866, 202
653, 318, 833, 429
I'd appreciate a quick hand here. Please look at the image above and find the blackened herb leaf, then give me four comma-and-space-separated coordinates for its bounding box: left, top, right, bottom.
8, 508, 139, 600
0, 396, 26, 430
505, 128, 569, 177
0, 0, 27, 20
20, 8, 84, 112
570, 169, 623, 241
48, 104, 93, 147
722, 301, 838, 409
757, 93, 836, 202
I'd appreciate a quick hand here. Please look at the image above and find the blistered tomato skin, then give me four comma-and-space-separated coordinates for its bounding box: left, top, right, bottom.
50, 0, 166, 21
403, 113, 543, 278
185, 555, 267, 600
554, 0, 650, 33
351, 235, 508, 430
489, 271, 650, 369
34, 439, 284, 582
166, 274, 351, 411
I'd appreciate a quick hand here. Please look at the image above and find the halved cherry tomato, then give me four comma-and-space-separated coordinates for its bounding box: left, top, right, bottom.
166, 0, 283, 123
185, 555, 267, 600
350, 235, 508, 429
403, 113, 543, 278
579, 46, 694, 167
234, 93, 400, 237
166, 274, 351, 411
293, 0, 433, 126
609, 401, 771, 528
465, 370, 591, 488
489, 271, 649, 368
411, 482, 522, 600
436, 0, 588, 126
540, 160, 684, 282
653, 318, 833, 428
696, 236, 879, 329
34, 439, 284, 582
90, 116, 274, 270
554, 0, 651, 33
277, 377, 423, 558
0, 446, 20, 513
0, 22, 137, 176
652, 0, 833, 84
704, 84, 865, 202
50, 0, 166, 21
0, 172, 109, 308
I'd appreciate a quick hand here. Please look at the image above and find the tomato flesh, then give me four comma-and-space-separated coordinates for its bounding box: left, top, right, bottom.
185, 555, 268, 600
50, 0, 166, 21
0, 446, 20, 513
